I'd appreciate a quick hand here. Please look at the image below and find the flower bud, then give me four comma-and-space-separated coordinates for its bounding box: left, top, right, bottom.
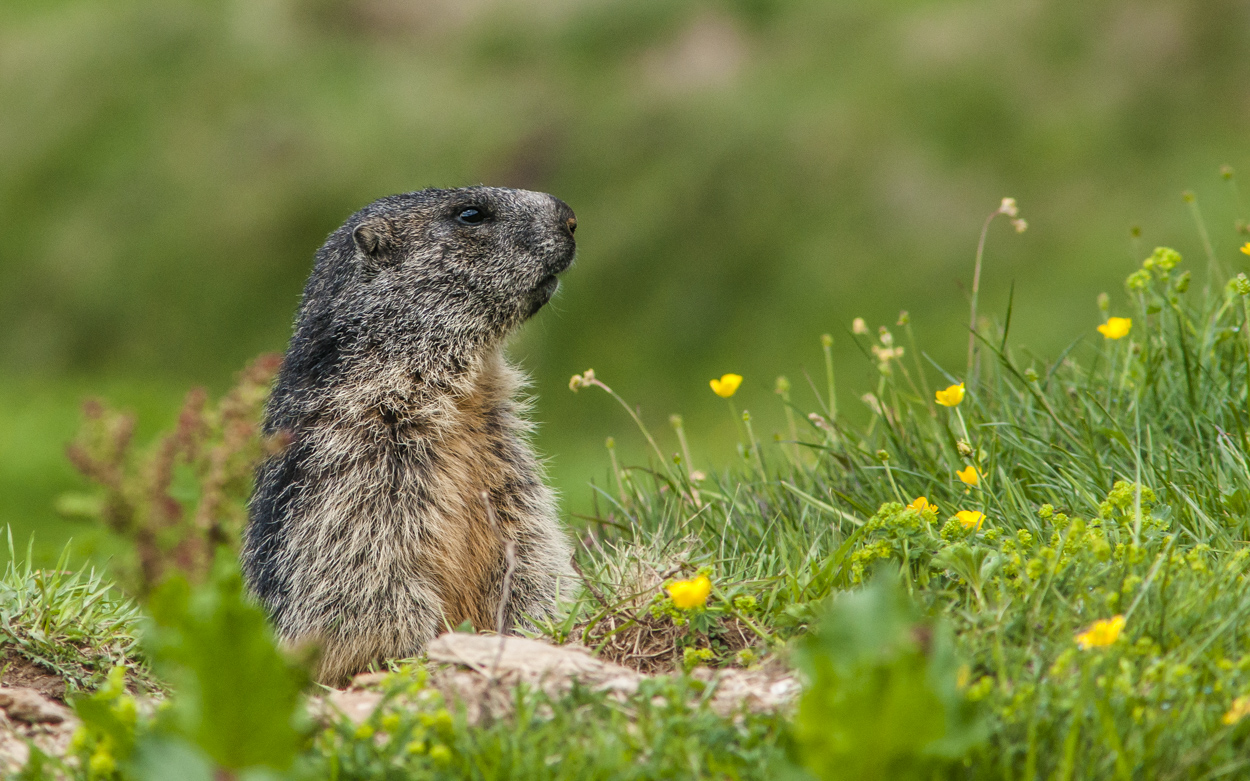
1152, 247, 1181, 270
1126, 269, 1151, 292
1230, 273, 1250, 297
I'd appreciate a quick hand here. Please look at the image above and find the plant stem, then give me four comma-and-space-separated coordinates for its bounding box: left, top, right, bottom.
968, 209, 1000, 377
588, 379, 674, 482
1185, 191, 1224, 290
822, 335, 838, 421
903, 319, 935, 416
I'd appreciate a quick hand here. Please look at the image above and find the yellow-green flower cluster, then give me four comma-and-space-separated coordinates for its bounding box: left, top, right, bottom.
71, 666, 138, 779
682, 646, 714, 671
1143, 246, 1181, 272
1127, 246, 1183, 291
1099, 481, 1158, 524
849, 539, 895, 583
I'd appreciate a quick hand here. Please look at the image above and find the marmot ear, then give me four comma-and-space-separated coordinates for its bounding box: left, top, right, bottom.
352, 219, 397, 268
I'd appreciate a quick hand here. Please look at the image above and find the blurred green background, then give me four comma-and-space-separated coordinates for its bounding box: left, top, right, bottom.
3, 0, 1249, 564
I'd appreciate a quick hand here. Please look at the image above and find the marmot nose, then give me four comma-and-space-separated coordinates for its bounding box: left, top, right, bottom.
552, 197, 577, 239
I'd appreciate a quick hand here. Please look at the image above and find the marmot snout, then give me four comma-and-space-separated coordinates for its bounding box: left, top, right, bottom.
242, 186, 577, 683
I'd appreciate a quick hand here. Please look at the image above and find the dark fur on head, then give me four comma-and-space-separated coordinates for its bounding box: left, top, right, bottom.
243, 186, 577, 683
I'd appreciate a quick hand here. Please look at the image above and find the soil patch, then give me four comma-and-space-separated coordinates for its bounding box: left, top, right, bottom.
0, 649, 66, 702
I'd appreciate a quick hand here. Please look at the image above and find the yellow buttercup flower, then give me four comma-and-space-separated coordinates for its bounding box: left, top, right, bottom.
1075, 615, 1125, 650
956, 466, 980, 487
667, 575, 712, 609
1097, 317, 1132, 340
955, 510, 984, 530
1240, 242, 1250, 257
709, 374, 743, 398
908, 496, 937, 513
1223, 695, 1250, 725
935, 383, 965, 407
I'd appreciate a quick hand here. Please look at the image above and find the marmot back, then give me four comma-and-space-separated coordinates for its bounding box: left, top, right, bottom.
242, 186, 577, 683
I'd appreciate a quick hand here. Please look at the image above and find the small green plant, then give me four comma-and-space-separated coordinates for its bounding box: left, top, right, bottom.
792, 572, 983, 780
40, 554, 310, 780
310, 672, 787, 780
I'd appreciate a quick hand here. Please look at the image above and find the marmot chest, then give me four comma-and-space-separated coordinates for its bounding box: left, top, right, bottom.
354, 400, 523, 630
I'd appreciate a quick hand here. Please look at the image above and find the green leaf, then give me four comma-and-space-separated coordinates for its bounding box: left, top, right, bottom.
144, 553, 308, 772
791, 571, 983, 780
131, 736, 214, 781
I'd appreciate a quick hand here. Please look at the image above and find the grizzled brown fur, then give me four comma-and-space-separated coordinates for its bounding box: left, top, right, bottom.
242, 187, 577, 683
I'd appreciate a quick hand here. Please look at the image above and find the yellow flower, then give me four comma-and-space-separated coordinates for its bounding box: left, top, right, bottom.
935, 383, 965, 407
1097, 317, 1132, 340
1075, 615, 1125, 650
1240, 242, 1250, 257
956, 466, 980, 487
709, 374, 743, 398
908, 496, 937, 513
1223, 695, 1250, 725
667, 575, 712, 609
955, 510, 984, 530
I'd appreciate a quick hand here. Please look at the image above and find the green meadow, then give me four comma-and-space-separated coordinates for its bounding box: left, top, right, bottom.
12, 225, 1250, 778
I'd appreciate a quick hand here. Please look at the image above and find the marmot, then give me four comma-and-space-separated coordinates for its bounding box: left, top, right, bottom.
242, 186, 577, 684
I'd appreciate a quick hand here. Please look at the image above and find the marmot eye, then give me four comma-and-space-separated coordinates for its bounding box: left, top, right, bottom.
457, 207, 487, 226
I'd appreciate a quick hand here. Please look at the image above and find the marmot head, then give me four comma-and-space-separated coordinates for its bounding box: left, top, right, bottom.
291, 186, 576, 382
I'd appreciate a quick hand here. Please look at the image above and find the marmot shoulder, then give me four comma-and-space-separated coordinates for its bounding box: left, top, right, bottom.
242, 186, 578, 684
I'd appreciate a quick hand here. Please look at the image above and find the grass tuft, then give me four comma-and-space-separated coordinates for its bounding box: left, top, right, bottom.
0, 529, 149, 695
